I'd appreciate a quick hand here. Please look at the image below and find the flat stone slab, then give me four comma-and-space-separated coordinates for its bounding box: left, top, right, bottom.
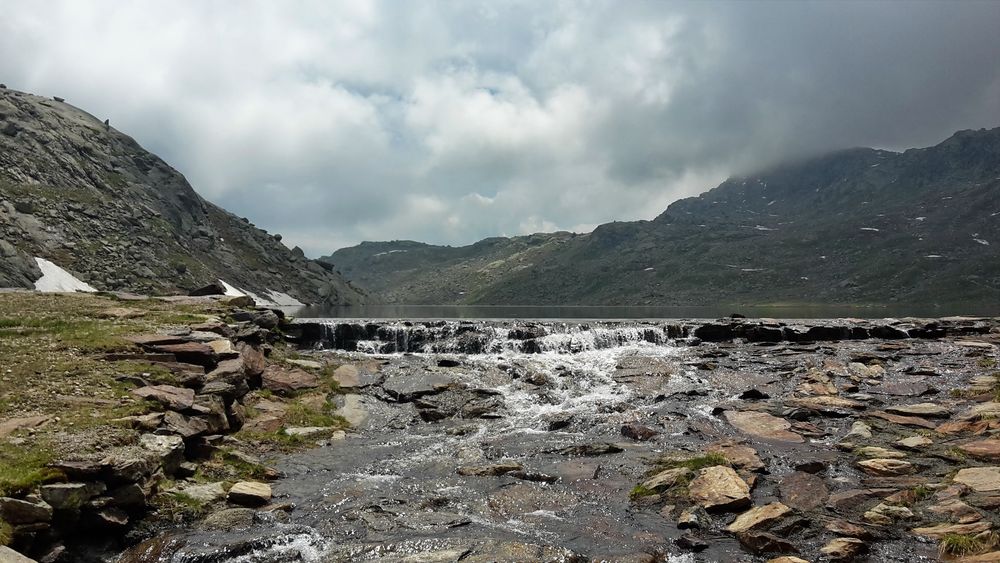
227, 481, 271, 507
131, 385, 195, 411
726, 502, 791, 533
959, 439, 1000, 461
724, 411, 803, 443
885, 403, 950, 418
953, 467, 1000, 492
688, 466, 751, 512
382, 373, 454, 402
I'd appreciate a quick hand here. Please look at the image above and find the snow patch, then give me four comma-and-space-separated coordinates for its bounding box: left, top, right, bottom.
33, 258, 97, 293
218, 280, 304, 308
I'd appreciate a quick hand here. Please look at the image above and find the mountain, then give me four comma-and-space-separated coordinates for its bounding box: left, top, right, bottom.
0, 87, 363, 305
324, 127, 1000, 306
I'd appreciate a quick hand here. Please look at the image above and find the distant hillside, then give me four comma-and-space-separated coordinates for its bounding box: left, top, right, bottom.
324, 128, 1000, 306
0, 87, 363, 305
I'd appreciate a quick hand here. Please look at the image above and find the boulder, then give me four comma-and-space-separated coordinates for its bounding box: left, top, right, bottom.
820, 537, 867, 561
168, 482, 227, 504
189, 282, 226, 296
726, 502, 792, 533
688, 466, 751, 512
251, 310, 280, 329
262, 366, 319, 394
640, 468, 693, 494
227, 481, 271, 507
953, 467, 1000, 492
0, 497, 52, 524
162, 411, 211, 439
131, 385, 195, 411
239, 344, 267, 378
200, 507, 257, 531
864, 503, 914, 525
139, 433, 184, 474
723, 411, 803, 443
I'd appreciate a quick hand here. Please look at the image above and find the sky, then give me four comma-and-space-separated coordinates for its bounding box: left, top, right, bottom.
1, 1, 999, 256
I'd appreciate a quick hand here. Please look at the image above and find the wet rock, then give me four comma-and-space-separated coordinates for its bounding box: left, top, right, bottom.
856, 458, 914, 476
726, 502, 792, 533
139, 433, 184, 474
677, 507, 706, 529
457, 463, 523, 477
227, 481, 271, 507
736, 531, 797, 555
688, 466, 751, 512
437, 358, 461, 368
486, 483, 576, 518
640, 468, 693, 494
959, 439, 1000, 462
382, 373, 454, 402
547, 414, 574, 431
723, 410, 804, 442
675, 534, 708, 552
885, 402, 951, 418
262, 366, 319, 394
780, 471, 828, 511
333, 394, 368, 427
200, 507, 257, 531
557, 443, 623, 456
621, 423, 658, 441
0, 497, 52, 524
40, 482, 106, 511
820, 537, 867, 560
130, 384, 195, 411
953, 467, 1000, 492
910, 521, 992, 539
793, 459, 827, 474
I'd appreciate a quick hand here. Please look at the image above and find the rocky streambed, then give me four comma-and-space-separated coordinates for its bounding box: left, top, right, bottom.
118, 316, 1000, 562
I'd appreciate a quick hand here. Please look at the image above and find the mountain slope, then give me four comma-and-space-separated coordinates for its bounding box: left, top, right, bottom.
0, 87, 363, 305
324, 128, 1000, 306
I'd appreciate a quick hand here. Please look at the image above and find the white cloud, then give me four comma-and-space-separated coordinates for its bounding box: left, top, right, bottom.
0, 0, 998, 256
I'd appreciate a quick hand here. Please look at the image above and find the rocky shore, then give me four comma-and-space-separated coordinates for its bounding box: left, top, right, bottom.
3, 302, 1000, 562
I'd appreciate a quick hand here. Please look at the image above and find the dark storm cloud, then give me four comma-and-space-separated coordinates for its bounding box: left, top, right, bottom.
0, 0, 997, 255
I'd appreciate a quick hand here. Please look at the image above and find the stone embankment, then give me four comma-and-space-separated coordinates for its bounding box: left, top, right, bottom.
0, 296, 347, 562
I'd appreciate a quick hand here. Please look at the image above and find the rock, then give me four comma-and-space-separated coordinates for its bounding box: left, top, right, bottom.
331, 364, 361, 388
675, 534, 708, 552
706, 441, 765, 472
910, 521, 992, 539
333, 394, 368, 427
927, 499, 982, 524
131, 384, 195, 410
108, 483, 147, 508
726, 502, 792, 533
382, 374, 454, 402
39, 482, 106, 510
0, 415, 52, 438
161, 411, 211, 439
688, 466, 751, 512
640, 468, 693, 494
486, 483, 576, 518
149, 342, 218, 368
0, 546, 37, 563
285, 358, 322, 370
856, 458, 914, 476
885, 403, 951, 418
820, 537, 867, 560
189, 282, 226, 296
767, 558, 809, 563
251, 310, 280, 329
240, 344, 266, 378
200, 507, 257, 531
139, 433, 185, 474
779, 471, 828, 510
207, 339, 237, 357
556, 443, 623, 456
457, 463, 523, 477
723, 411, 804, 442
855, 446, 907, 459
844, 420, 873, 440
954, 467, 1000, 492
283, 426, 331, 438
895, 435, 933, 450
227, 482, 271, 507
262, 366, 319, 394
825, 519, 874, 540
621, 423, 658, 441
868, 410, 937, 429
786, 395, 865, 415
864, 503, 914, 525
736, 532, 797, 555
168, 482, 227, 503
0, 497, 52, 524
677, 507, 706, 529
959, 439, 1000, 461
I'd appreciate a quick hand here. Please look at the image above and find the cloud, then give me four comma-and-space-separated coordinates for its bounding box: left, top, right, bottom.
1, 0, 998, 255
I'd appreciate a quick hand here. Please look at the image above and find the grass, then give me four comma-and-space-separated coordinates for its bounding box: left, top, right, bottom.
912, 485, 933, 502
653, 452, 730, 473
153, 491, 211, 521
0, 518, 11, 546
938, 533, 996, 557
0, 443, 61, 496
630, 484, 657, 499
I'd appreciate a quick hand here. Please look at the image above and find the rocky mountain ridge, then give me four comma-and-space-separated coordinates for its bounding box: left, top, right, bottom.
0, 87, 363, 306
326, 127, 1000, 306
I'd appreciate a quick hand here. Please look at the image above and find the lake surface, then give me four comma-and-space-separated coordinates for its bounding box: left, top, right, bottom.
293, 303, 1000, 320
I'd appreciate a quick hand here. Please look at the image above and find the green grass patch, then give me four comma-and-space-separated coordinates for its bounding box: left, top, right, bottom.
153, 491, 210, 521
655, 452, 729, 473
0, 444, 61, 496
629, 484, 658, 499
938, 533, 995, 557
0, 518, 11, 546
912, 485, 933, 502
